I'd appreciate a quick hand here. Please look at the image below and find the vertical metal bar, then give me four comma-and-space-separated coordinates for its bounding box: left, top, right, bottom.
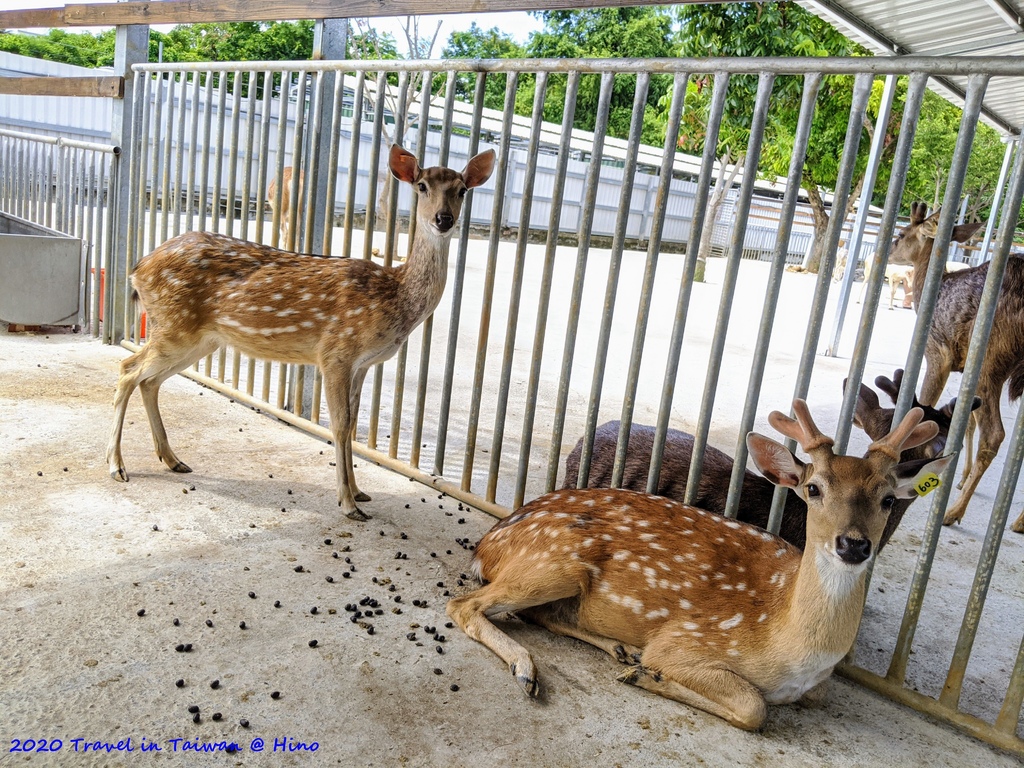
286, 70, 308, 252
301, 70, 325, 254
197, 71, 215, 233
574, 72, 651, 490
764, 71, 874, 531
184, 72, 201, 233
887, 74, 991, 685
159, 71, 176, 242
225, 69, 243, 239
405, 72, 442, 468
171, 71, 188, 238
723, 73, 822, 519
826, 73, 897, 361
940, 180, 1024, 706
513, 70, 581, 508
609, 71, 688, 490
976, 139, 1015, 265
837, 72, 929, 449
102, 150, 119, 344
545, 71, 615, 492
322, 69, 346, 254
209, 71, 229, 236
461, 72, 519, 492
361, 71, 387, 263
683, 72, 776, 505
129, 72, 152, 344
996, 633, 1024, 734
270, 70, 293, 248
239, 71, 259, 243
147, 72, 164, 250
647, 72, 730, 493
253, 70, 274, 244
425, 70, 466, 475
342, 71, 365, 259
485, 71, 551, 504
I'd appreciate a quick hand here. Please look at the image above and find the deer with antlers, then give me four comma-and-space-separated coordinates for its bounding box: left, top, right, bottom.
563, 370, 976, 552
449, 401, 952, 729
106, 144, 495, 520
890, 203, 1024, 532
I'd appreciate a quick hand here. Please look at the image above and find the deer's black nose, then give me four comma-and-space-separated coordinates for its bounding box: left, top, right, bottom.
835, 535, 871, 564
435, 212, 454, 232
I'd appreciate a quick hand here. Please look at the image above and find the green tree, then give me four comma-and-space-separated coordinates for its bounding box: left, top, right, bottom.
0, 28, 115, 67
676, 2, 875, 276
523, 8, 677, 143
443, 23, 524, 111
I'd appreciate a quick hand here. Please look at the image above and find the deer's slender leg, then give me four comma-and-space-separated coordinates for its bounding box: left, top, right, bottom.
919, 350, 952, 408
958, 412, 976, 489
619, 645, 767, 731
944, 396, 1005, 526
448, 580, 583, 698
519, 601, 643, 664
348, 367, 370, 503
1010, 507, 1024, 534
138, 340, 220, 473
320, 359, 365, 521
107, 337, 215, 481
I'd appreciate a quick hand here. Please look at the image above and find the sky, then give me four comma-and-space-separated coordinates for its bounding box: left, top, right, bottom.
0, 2, 546, 56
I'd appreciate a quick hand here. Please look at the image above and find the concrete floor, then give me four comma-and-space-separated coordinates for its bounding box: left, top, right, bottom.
0, 326, 1021, 767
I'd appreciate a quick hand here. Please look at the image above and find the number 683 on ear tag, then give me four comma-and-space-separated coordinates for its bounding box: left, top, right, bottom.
914, 472, 942, 496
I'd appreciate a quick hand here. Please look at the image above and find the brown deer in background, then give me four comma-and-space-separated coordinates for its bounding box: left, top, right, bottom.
890, 204, 1024, 532
267, 166, 304, 250
106, 144, 495, 520
563, 370, 975, 551
449, 401, 952, 729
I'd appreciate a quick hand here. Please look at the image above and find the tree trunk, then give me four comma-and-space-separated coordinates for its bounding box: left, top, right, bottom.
694, 150, 742, 283
801, 176, 864, 274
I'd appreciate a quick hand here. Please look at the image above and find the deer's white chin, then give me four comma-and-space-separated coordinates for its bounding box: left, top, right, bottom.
816, 546, 868, 601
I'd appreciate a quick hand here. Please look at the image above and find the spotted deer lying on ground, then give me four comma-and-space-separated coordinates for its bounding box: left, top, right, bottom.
449, 401, 952, 729
106, 144, 495, 520
890, 204, 1024, 532
267, 166, 304, 250
563, 371, 973, 551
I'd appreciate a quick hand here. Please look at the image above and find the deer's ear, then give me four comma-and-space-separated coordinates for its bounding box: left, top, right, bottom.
919, 214, 940, 239
747, 433, 804, 488
892, 453, 956, 499
462, 149, 495, 189
853, 383, 882, 429
952, 221, 983, 243
389, 144, 420, 184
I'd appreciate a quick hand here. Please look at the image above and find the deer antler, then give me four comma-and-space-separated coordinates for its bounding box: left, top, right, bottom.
868, 407, 937, 462
874, 369, 903, 404
767, 400, 835, 457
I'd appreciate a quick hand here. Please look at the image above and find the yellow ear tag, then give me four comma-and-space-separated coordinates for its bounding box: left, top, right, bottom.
914, 472, 942, 496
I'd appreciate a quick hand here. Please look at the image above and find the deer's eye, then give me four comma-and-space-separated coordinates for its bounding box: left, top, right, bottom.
458, 187, 467, 198
418, 182, 427, 193
806, 484, 821, 498
882, 494, 896, 511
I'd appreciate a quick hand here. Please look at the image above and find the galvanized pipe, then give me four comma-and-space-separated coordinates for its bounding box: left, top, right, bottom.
224, 70, 243, 239
723, 72, 822, 520
887, 74, 992, 686
184, 72, 202, 233
609, 71, 688, 491
513, 70, 580, 509
544, 71, 615, 493
976, 139, 1016, 265
648, 72, 729, 495
342, 71, 366, 259
684, 72, 776, 506
158, 72, 177, 242
210, 72, 229, 237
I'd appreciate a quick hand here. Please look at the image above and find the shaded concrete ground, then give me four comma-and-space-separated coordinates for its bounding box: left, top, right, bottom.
0, 327, 1020, 767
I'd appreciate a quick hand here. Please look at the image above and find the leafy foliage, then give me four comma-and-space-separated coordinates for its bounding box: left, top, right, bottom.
442, 23, 524, 111
0, 28, 116, 67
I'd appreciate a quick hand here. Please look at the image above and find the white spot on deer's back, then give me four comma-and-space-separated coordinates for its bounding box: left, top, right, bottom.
719, 614, 743, 630
679, 599, 692, 610
682, 621, 699, 631
639, 533, 657, 542
758, 614, 768, 623
645, 608, 670, 620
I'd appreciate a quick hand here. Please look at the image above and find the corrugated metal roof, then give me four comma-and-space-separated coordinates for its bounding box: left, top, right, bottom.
796, 0, 1024, 134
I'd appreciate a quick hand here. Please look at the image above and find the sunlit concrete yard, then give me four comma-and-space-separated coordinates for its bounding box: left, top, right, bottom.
1, 247, 1022, 766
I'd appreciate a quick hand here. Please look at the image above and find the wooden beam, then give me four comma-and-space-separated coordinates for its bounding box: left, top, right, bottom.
0, 0, 707, 28
0, 7, 66, 28
0, 76, 124, 98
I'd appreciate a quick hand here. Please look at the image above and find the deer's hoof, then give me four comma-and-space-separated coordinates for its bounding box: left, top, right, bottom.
111, 468, 129, 483
942, 511, 964, 526
170, 461, 192, 474
1011, 519, 1024, 534
510, 662, 538, 698
617, 666, 644, 686
354, 491, 372, 503
345, 507, 371, 522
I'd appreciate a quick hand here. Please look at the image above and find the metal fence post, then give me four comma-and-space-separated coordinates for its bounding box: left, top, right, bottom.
107, 22, 149, 344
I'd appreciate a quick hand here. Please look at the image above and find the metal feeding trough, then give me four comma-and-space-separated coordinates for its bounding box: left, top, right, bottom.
0, 212, 83, 326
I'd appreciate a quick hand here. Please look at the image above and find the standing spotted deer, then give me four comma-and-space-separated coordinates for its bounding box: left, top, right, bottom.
449, 401, 952, 730
106, 144, 495, 520
890, 204, 1024, 532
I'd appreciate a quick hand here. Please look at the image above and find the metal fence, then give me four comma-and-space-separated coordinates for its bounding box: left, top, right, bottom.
0, 127, 121, 339
9, 53, 1021, 754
